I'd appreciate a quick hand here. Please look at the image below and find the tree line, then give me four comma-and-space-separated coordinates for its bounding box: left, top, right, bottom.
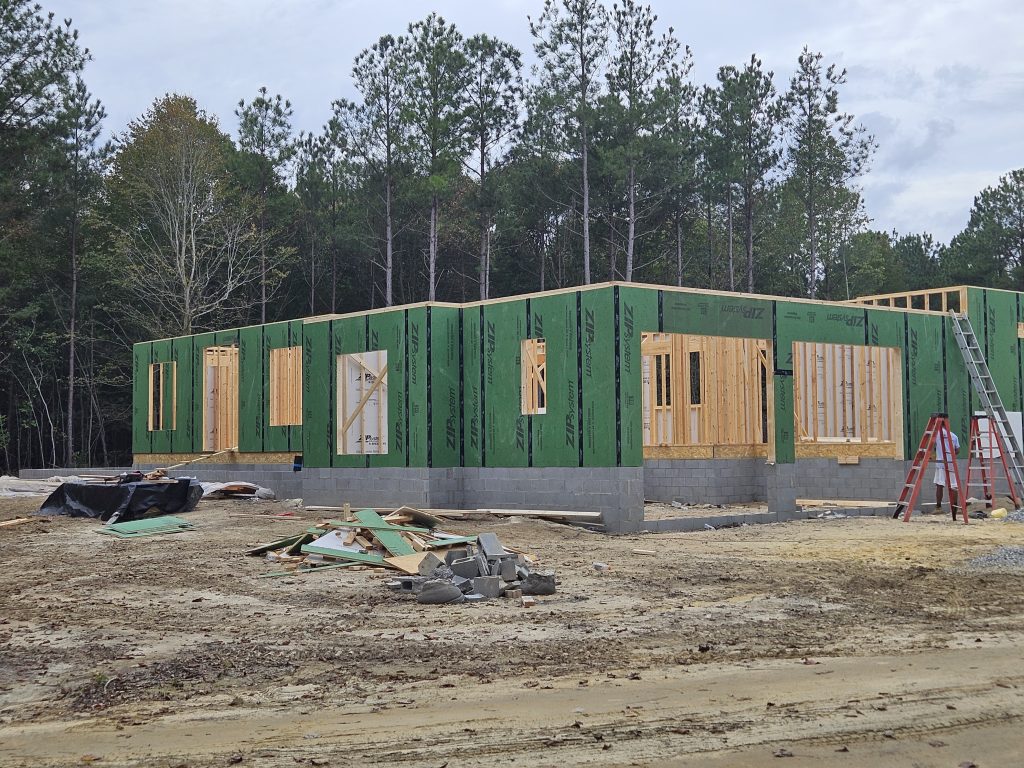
2, 0, 1023, 472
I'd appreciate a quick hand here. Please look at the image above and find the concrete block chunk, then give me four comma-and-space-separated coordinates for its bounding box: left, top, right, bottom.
417, 552, 445, 576
471, 575, 502, 599
450, 558, 479, 579
444, 548, 469, 565
499, 558, 517, 581
477, 532, 507, 558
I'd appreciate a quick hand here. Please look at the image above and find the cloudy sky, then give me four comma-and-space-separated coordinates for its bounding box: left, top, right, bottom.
49, 0, 1024, 243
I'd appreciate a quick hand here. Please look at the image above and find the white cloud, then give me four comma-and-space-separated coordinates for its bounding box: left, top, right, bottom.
50, 0, 1024, 243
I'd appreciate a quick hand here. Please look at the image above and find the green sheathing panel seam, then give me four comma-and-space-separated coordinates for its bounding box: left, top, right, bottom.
369, 309, 407, 468
462, 306, 483, 467
302, 321, 331, 468
407, 307, 428, 467
148, 339, 173, 454
239, 324, 265, 453
482, 300, 527, 467
581, 288, 616, 467
617, 286, 658, 467
985, 288, 1020, 413
943, 314, 970, 457
332, 315, 368, 468
530, 292, 579, 467
131, 342, 152, 454
430, 306, 461, 468
288, 319, 304, 452
171, 335, 194, 453
905, 313, 945, 457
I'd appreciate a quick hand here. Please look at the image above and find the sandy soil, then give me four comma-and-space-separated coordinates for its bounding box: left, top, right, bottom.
2, 495, 1024, 767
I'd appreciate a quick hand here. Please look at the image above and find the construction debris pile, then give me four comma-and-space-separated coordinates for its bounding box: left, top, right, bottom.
247, 506, 557, 604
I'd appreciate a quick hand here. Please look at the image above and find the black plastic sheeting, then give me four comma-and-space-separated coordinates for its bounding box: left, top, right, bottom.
38, 478, 203, 523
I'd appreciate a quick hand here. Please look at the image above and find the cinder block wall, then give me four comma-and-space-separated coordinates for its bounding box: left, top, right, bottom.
24, 463, 645, 532
643, 457, 921, 507
644, 458, 767, 504
462, 467, 644, 533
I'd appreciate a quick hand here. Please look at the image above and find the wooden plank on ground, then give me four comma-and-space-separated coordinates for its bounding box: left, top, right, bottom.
433, 508, 602, 520
383, 552, 430, 574
244, 533, 307, 556
326, 520, 432, 534
299, 545, 387, 565
0, 518, 35, 528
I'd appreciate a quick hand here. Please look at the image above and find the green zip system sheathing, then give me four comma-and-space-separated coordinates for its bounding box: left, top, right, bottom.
133, 283, 1024, 470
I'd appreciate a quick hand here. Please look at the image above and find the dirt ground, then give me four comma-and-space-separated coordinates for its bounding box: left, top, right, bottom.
2, 495, 1024, 767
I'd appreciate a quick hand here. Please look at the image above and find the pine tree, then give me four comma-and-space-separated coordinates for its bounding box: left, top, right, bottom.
235, 87, 295, 323
529, 0, 609, 284
342, 33, 409, 306
784, 47, 874, 298
401, 13, 472, 302
605, 0, 679, 282
464, 34, 522, 300
54, 76, 106, 465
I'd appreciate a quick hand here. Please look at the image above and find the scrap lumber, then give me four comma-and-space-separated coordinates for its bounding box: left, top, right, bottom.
0, 517, 35, 528
299, 545, 386, 565
423, 508, 602, 520
244, 508, 543, 587
383, 552, 433, 575
353, 509, 415, 556
797, 498, 895, 508
244, 533, 308, 556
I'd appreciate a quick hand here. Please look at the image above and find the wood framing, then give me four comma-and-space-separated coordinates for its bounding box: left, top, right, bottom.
641, 333, 769, 452
792, 341, 902, 457
147, 361, 176, 432
269, 346, 303, 427
850, 286, 968, 313
203, 346, 238, 451
337, 350, 388, 455
521, 338, 547, 415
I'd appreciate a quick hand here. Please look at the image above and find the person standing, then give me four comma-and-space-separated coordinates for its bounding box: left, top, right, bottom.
934, 424, 960, 517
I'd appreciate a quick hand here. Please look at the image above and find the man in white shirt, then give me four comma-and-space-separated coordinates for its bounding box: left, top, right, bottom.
934, 425, 960, 516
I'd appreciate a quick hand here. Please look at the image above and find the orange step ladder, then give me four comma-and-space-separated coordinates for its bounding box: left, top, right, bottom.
893, 412, 968, 524
964, 413, 1021, 510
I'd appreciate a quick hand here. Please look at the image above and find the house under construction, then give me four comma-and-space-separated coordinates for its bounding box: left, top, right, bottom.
130, 283, 1024, 531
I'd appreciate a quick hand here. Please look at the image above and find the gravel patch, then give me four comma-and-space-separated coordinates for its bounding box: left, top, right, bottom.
964, 546, 1024, 571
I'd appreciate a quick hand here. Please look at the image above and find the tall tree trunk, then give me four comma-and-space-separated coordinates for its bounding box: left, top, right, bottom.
727, 184, 735, 291
744, 185, 755, 292
428, 192, 438, 301
807, 167, 817, 299
479, 137, 488, 300
676, 213, 683, 287
385, 174, 394, 307
625, 162, 636, 282
581, 123, 591, 284
309, 240, 316, 315
259, 201, 267, 323
484, 226, 491, 300
65, 213, 78, 466
705, 200, 714, 286
808, 203, 817, 299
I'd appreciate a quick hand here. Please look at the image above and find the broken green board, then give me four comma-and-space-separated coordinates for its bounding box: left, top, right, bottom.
97, 515, 194, 538
299, 545, 386, 565
353, 509, 415, 555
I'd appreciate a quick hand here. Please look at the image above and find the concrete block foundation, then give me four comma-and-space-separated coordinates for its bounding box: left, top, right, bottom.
22, 455, 958, 534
